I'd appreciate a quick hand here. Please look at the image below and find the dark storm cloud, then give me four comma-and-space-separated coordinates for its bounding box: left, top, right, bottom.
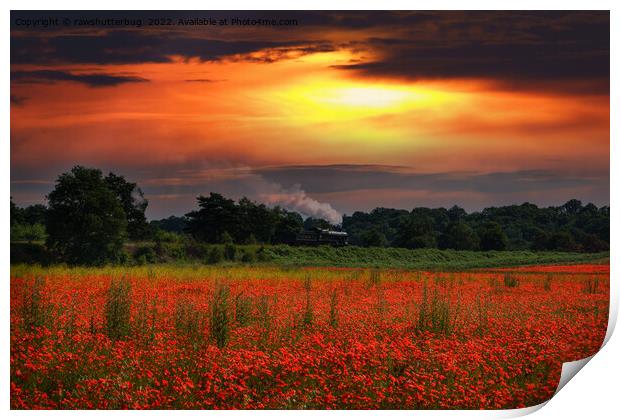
335, 11, 609, 89
10, 11, 608, 90
294, 11, 439, 29
334, 38, 609, 81
10, 28, 331, 65
10, 10, 438, 32
256, 165, 601, 195
11, 70, 149, 87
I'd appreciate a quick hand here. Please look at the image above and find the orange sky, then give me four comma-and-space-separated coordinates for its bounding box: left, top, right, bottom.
10, 11, 610, 219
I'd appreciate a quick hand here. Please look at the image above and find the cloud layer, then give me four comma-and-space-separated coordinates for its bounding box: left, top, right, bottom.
10, 11, 609, 218
11, 70, 148, 87
11, 11, 609, 91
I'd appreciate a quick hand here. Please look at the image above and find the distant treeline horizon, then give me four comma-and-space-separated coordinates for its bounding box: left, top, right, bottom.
11, 166, 610, 264
149, 196, 609, 253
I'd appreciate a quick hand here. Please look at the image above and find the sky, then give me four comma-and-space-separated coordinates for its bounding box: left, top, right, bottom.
10, 11, 610, 222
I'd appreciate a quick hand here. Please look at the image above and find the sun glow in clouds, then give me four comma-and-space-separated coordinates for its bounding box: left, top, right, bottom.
319, 85, 415, 109
270, 78, 461, 125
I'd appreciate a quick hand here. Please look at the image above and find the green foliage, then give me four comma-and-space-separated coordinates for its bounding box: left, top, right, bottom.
394, 212, 437, 249
583, 277, 600, 294
256, 246, 270, 262
273, 211, 304, 244
183, 241, 210, 260
547, 231, 580, 252
439, 222, 479, 250
11, 200, 47, 227
104, 278, 132, 340
153, 229, 184, 243
149, 215, 187, 234
46, 166, 127, 265
11, 176, 611, 269
234, 292, 252, 326
477, 222, 508, 251
220, 231, 234, 245
133, 245, 158, 265
207, 246, 225, 264
417, 280, 459, 335
10, 198, 23, 225
260, 245, 607, 270
105, 172, 149, 240
343, 200, 608, 253
184, 193, 237, 243
22, 277, 50, 331
224, 243, 237, 261
210, 283, 231, 348
360, 229, 387, 247
369, 269, 382, 287
241, 248, 257, 263
184, 193, 303, 244
11, 223, 46, 243
503, 273, 519, 288
15, 167, 147, 265
155, 242, 187, 261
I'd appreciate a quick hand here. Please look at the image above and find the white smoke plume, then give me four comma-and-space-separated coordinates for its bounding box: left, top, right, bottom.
259, 184, 342, 225
142, 163, 343, 225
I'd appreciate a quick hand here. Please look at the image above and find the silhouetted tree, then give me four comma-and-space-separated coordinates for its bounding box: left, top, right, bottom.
150, 216, 187, 233
447, 205, 467, 222
477, 222, 508, 251
273, 209, 304, 244
46, 166, 127, 264
361, 228, 388, 247
341, 199, 607, 252
395, 213, 437, 249
105, 172, 149, 240
237, 197, 277, 243
439, 222, 479, 250
185, 193, 239, 243
303, 217, 332, 230
10, 198, 24, 226
547, 231, 579, 252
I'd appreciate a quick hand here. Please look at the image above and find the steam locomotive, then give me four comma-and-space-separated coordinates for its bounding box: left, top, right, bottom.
295, 227, 349, 246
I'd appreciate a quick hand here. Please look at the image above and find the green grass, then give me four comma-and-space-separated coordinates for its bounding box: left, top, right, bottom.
258, 245, 608, 270
11, 241, 608, 272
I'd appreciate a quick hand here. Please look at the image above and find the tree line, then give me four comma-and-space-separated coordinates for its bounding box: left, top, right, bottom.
10, 166, 609, 265
341, 201, 609, 252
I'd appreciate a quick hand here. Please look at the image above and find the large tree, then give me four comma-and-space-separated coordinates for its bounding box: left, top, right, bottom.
272, 208, 304, 244
185, 193, 239, 243
46, 166, 127, 265
237, 197, 277, 243
394, 212, 437, 249
105, 172, 149, 240
439, 221, 479, 251
10, 198, 24, 226
477, 222, 508, 251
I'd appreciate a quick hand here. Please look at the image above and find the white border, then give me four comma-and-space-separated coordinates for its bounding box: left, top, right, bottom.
3, 1, 617, 419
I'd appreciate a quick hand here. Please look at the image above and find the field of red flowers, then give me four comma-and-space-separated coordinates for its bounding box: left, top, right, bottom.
10, 264, 609, 409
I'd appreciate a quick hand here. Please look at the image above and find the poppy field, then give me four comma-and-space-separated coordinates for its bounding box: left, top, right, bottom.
10, 264, 609, 409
